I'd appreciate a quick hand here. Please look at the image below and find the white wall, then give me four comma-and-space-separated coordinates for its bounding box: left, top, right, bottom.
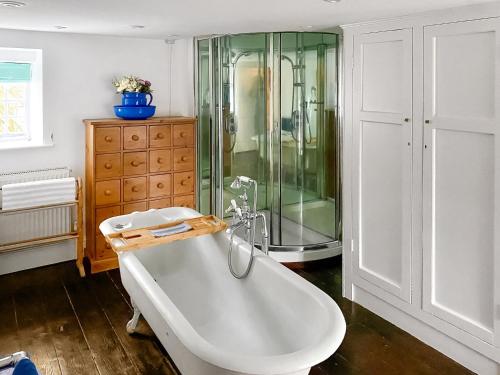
0, 29, 194, 275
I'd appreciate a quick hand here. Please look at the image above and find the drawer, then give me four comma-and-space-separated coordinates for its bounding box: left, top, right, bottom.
95, 180, 121, 205
149, 174, 172, 198
150, 149, 172, 173
173, 148, 194, 171
123, 151, 147, 176
173, 195, 195, 209
95, 205, 121, 234
95, 127, 121, 152
95, 153, 122, 179
123, 126, 147, 150
149, 197, 172, 210
96, 234, 115, 260
173, 124, 194, 146
123, 201, 147, 214
150, 125, 171, 148
123, 177, 147, 202
173, 172, 194, 195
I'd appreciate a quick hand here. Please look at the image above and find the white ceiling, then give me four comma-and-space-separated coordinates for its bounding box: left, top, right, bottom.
0, 0, 496, 39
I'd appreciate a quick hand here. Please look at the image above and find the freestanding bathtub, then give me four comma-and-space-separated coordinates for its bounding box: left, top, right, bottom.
100, 207, 346, 375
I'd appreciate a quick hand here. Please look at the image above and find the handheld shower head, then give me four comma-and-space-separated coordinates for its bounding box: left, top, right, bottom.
230, 178, 241, 189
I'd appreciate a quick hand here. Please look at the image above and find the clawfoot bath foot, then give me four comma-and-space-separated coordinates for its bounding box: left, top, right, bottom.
126, 300, 141, 334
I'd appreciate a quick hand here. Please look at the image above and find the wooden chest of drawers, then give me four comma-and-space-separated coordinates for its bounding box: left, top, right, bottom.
84, 117, 197, 273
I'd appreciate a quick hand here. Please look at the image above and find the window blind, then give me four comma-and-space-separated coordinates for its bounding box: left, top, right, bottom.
0, 62, 31, 82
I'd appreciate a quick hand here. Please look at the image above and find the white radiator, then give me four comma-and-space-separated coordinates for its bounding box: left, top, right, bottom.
0, 167, 74, 245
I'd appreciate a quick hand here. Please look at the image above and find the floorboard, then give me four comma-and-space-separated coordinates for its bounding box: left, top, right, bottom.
9, 271, 61, 375
62, 266, 137, 375
0, 258, 475, 375
88, 272, 178, 374
37, 265, 96, 375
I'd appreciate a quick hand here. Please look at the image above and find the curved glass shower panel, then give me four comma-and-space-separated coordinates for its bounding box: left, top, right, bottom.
196, 32, 340, 258
278, 33, 338, 246
218, 34, 269, 214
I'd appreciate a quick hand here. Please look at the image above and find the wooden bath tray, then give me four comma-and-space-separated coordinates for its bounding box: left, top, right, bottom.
104, 215, 227, 253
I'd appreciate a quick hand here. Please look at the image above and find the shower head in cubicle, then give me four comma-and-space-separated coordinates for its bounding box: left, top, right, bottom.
230, 176, 254, 189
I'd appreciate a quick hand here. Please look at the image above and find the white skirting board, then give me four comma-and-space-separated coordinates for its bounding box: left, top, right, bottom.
353, 286, 500, 375
0, 240, 76, 276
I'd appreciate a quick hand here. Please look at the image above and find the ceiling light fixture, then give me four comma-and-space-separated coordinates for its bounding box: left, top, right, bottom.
0, 1, 26, 7
131, 25, 145, 29
323, 0, 341, 3
54, 25, 67, 29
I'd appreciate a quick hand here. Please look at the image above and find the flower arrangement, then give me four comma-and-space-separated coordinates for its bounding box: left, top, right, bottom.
112, 75, 152, 93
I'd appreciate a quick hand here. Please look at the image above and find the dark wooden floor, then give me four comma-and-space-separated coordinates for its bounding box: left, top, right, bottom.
0, 258, 474, 375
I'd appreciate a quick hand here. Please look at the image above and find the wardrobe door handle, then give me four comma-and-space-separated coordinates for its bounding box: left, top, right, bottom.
404, 118, 410, 123
425, 120, 431, 124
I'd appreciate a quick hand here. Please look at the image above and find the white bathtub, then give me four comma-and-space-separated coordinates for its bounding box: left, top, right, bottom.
100, 207, 346, 375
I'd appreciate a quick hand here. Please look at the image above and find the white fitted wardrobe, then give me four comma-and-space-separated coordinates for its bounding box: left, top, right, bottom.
342, 3, 500, 374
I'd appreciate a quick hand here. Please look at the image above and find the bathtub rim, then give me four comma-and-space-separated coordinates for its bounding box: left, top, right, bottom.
118, 233, 346, 374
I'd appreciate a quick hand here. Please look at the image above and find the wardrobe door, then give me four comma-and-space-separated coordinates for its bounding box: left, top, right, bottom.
422, 18, 500, 344
352, 29, 413, 302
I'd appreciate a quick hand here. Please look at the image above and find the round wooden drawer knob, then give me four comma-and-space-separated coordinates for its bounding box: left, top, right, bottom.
131, 160, 140, 167
104, 136, 112, 142
156, 133, 164, 139
157, 157, 163, 164
132, 186, 139, 192
180, 180, 188, 186
104, 163, 112, 169
180, 132, 186, 137
132, 135, 140, 141
157, 183, 164, 189
180, 156, 187, 162
104, 190, 112, 196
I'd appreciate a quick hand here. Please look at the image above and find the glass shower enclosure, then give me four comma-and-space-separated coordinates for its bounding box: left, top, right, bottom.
196, 32, 341, 261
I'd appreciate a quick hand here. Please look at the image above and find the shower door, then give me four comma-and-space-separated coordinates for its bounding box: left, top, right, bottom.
274, 32, 340, 248
215, 34, 270, 218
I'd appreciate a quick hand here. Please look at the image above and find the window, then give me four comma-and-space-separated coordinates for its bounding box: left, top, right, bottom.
0, 48, 43, 148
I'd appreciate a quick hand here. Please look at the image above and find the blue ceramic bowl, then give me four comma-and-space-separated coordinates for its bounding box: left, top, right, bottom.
114, 105, 156, 120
